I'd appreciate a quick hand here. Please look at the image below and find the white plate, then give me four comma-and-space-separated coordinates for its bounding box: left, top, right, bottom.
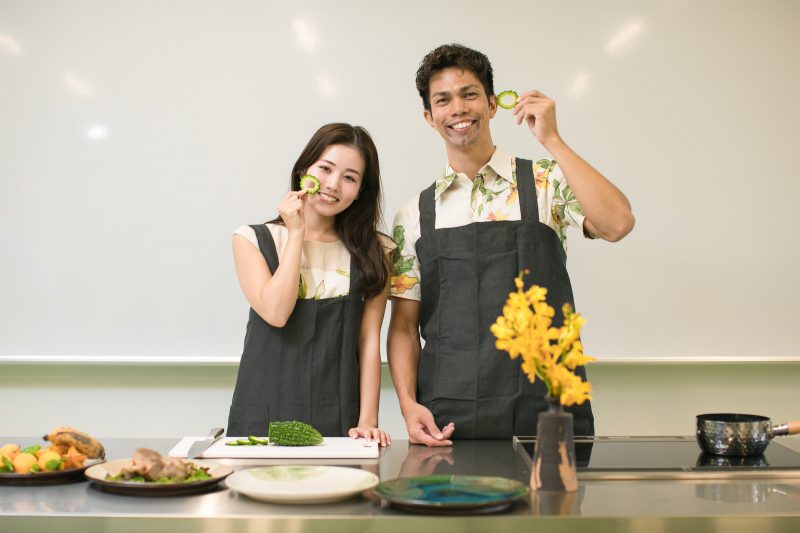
226, 465, 379, 504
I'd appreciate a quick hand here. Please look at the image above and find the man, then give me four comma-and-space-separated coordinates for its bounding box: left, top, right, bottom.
388, 44, 635, 446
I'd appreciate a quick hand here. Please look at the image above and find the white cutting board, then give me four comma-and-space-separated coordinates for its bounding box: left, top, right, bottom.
168, 437, 379, 459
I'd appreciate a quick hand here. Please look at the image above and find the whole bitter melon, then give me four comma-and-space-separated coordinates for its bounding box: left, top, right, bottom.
268, 421, 323, 446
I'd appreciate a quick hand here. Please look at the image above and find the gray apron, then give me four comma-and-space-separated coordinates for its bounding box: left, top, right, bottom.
415, 158, 595, 438
227, 224, 363, 437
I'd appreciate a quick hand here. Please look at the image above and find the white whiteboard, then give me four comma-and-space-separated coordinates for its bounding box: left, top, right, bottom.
1, 0, 798, 362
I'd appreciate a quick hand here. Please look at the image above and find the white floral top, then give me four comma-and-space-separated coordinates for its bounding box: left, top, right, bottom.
390, 147, 587, 301
236, 224, 394, 300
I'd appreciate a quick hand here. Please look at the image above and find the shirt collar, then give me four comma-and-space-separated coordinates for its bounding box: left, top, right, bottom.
434, 146, 514, 200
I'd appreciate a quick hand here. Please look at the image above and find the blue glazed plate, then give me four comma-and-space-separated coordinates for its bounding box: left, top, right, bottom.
375, 475, 529, 514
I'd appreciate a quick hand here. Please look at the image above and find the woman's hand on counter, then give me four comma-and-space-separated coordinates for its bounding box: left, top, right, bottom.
348, 426, 391, 447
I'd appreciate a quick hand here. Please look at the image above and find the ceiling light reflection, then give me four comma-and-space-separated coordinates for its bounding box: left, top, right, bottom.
87, 125, 108, 140
292, 19, 315, 52
316, 74, 335, 100
64, 74, 96, 98
567, 72, 590, 98
0, 33, 23, 54
606, 19, 645, 54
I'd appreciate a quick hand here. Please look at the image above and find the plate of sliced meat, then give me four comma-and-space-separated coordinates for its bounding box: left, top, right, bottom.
84, 448, 232, 496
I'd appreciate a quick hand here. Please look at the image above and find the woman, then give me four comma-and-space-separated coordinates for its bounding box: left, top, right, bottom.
227, 123, 391, 446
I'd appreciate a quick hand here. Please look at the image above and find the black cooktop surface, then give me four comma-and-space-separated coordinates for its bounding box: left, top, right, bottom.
513, 436, 800, 472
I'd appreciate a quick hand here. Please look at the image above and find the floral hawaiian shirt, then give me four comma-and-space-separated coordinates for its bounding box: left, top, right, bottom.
390, 147, 587, 301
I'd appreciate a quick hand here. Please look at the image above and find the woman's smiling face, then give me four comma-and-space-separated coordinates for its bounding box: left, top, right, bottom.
305, 144, 365, 217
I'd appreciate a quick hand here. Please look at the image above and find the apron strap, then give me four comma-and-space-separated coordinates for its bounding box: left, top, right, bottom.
346, 245, 362, 293
419, 183, 437, 236
250, 224, 280, 274
515, 157, 540, 221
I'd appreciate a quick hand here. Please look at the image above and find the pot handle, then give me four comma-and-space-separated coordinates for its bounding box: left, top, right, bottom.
772, 420, 800, 437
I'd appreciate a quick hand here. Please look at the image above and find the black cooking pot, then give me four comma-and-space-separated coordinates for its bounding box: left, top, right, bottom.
696, 413, 800, 456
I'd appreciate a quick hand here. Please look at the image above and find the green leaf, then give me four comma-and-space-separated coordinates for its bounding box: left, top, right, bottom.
567, 200, 584, 216
297, 274, 308, 299
20, 445, 40, 455
30, 464, 41, 473
185, 468, 213, 482
393, 257, 414, 276
313, 280, 325, 300
392, 225, 406, 250
435, 173, 457, 197
2, 456, 13, 470
45, 459, 64, 471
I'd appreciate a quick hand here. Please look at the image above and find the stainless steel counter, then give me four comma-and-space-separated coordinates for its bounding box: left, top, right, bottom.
2, 436, 800, 532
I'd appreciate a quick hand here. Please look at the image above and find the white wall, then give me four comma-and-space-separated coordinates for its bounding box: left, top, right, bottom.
2, 0, 799, 364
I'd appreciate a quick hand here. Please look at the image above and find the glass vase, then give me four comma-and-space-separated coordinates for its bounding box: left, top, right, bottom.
531, 396, 578, 492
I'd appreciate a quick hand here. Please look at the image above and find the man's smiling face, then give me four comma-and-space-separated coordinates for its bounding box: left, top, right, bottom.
423, 66, 497, 149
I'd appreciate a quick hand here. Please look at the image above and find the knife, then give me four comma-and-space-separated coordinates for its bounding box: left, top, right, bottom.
186, 427, 225, 459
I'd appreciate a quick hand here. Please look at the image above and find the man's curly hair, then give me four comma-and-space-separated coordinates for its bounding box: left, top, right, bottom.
415, 43, 494, 111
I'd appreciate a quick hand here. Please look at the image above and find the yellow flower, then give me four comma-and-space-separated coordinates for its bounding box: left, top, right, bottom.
490, 271, 593, 406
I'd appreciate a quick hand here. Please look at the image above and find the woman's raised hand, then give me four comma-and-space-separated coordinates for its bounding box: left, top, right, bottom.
277, 190, 308, 236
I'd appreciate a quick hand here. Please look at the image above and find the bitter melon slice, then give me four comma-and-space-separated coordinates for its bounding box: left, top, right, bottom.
497, 90, 518, 110
299, 174, 320, 194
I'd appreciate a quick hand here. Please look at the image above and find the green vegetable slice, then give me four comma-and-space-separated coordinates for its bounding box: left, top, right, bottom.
497, 90, 518, 110
299, 174, 320, 194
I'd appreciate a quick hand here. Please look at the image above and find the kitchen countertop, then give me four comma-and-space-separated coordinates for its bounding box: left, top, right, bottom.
1, 436, 800, 533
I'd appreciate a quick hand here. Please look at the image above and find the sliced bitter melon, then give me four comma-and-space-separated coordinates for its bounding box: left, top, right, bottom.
299, 174, 320, 194
268, 421, 323, 446
497, 90, 518, 110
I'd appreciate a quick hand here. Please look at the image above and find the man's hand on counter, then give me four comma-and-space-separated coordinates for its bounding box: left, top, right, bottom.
402, 402, 455, 447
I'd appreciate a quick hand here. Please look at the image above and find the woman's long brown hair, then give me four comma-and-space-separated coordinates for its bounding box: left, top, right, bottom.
272, 123, 388, 299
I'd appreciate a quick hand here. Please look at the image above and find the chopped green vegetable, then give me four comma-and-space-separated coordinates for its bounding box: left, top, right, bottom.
107, 472, 144, 482
105, 464, 211, 484
225, 436, 268, 446
497, 90, 518, 110
268, 421, 323, 446
299, 174, 320, 194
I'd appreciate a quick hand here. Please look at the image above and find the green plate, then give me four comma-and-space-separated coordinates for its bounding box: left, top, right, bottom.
375, 475, 529, 514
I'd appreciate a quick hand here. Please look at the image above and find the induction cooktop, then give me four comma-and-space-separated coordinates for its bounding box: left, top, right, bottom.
512, 436, 800, 480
